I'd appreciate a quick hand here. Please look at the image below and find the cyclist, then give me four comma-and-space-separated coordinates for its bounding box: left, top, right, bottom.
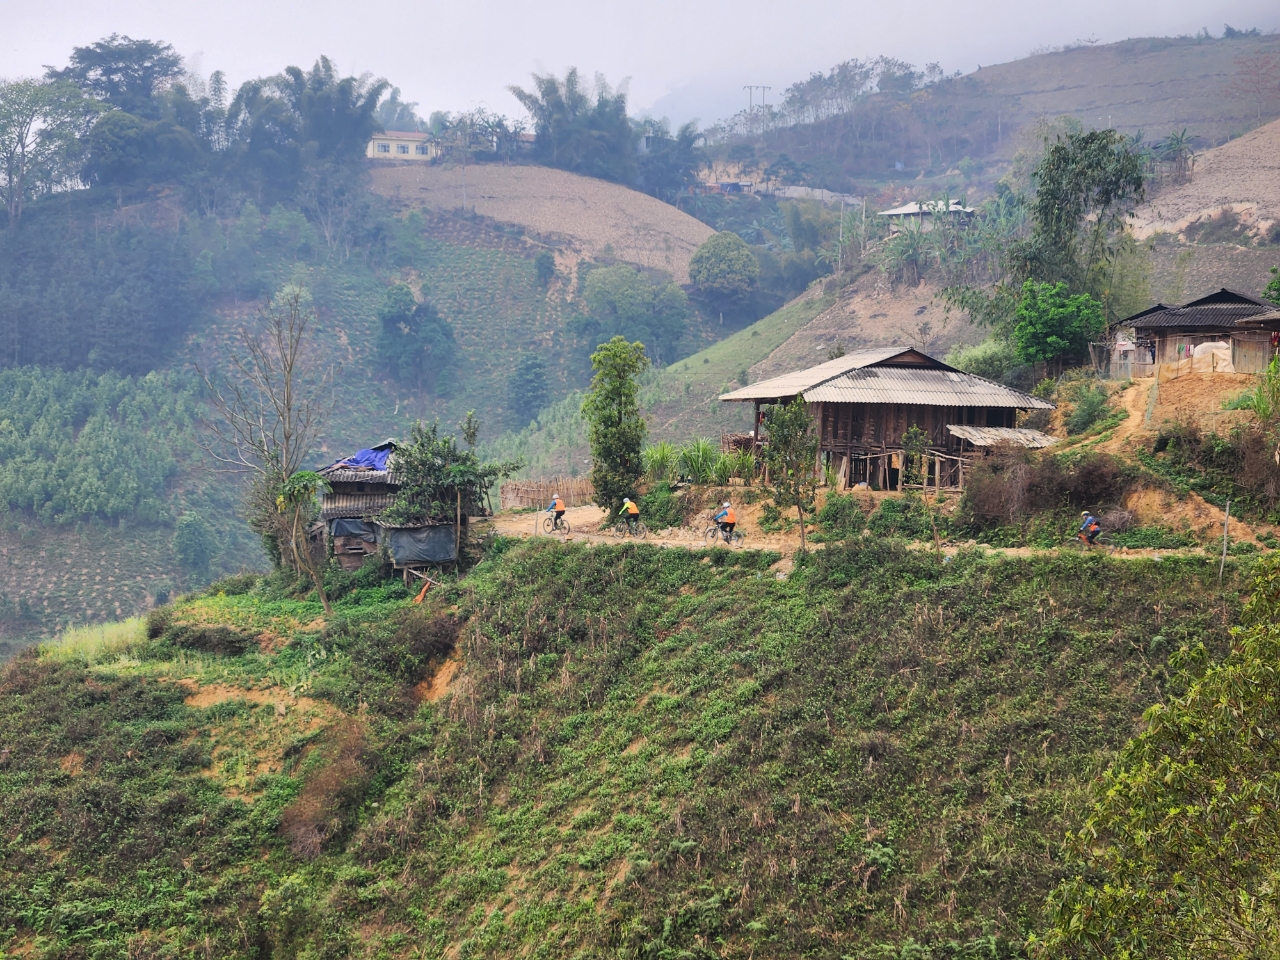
713, 501, 736, 541
546, 493, 566, 530
1079, 510, 1101, 545
621, 497, 640, 534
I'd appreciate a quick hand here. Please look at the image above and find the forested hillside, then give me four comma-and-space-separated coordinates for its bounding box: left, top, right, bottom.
0, 541, 1245, 957
707, 31, 1280, 194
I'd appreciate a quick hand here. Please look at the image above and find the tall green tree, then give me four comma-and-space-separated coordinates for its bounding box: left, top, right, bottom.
582, 336, 649, 517
689, 231, 760, 308
762, 397, 820, 551
375, 282, 456, 393
0, 79, 97, 225
1016, 129, 1144, 291
508, 69, 637, 184
1013, 280, 1105, 367
1038, 554, 1280, 959
578, 265, 689, 365
507, 354, 549, 424
47, 34, 184, 119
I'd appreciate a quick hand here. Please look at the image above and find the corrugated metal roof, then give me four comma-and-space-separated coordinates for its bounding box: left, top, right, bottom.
320, 492, 396, 521
879, 200, 974, 216
803, 367, 1054, 408
719, 347, 938, 402
319, 468, 399, 485
1130, 302, 1271, 329
947, 425, 1059, 448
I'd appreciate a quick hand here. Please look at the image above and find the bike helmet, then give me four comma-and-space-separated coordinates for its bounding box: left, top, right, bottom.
723, 501, 731, 507
1081, 510, 1089, 517
623, 497, 631, 503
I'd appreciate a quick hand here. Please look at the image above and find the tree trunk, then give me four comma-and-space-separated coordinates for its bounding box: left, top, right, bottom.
292, 506, 332, 615
455, 489, 462, 565
796, 497, 807, 552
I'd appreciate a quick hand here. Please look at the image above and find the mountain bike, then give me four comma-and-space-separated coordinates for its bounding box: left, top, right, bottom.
1062, 533, 1115, 554
542, 514, 571, 535
613, 518, 648, 539
704, 523, 745, 548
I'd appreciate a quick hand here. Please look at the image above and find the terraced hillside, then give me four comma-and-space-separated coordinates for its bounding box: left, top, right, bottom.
369, 163, 715, 284
0, 541, 1246, 957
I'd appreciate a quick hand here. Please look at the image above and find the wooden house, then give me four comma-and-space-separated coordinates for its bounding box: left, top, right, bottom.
719, 347, 1054, 490
1119, 288, 1280, 377
319, 440, 458, 577
878, 199, 975, 234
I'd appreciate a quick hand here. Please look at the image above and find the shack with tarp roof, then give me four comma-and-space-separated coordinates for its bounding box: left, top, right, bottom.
318, 439, 459, 576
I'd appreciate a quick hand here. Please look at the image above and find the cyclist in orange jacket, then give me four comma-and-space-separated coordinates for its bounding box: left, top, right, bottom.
713, 501, 736, 536
546, 494, 565, 525
621, 497, 640, 533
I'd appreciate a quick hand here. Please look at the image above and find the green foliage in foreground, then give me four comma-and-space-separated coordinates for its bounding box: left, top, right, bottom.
0, 542, 1243, 958
1038, 555, 1280, 958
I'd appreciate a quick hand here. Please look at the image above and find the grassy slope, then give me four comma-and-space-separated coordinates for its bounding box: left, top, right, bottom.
487, 293, 834, 475
0, 540, 1244, 958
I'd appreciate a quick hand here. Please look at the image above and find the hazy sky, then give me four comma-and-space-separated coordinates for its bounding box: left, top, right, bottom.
7, 0, 1278, 126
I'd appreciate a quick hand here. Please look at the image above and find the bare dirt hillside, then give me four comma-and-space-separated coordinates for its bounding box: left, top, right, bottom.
369, 163, 714, 283
976, 34, 1280, 155
1148, 242, 1279, 304
1131, 118, 1280, 240
748, 274, 981, 383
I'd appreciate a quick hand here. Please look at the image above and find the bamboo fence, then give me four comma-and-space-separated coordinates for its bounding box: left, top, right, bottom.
499, 476, 595, 511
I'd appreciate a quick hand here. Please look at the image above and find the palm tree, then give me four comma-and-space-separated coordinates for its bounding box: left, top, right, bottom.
1158, 129, 1195, 182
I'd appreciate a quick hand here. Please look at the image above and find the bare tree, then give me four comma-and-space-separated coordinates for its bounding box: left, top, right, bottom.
1227, 52, 1280, 124
199, 287, 335, 574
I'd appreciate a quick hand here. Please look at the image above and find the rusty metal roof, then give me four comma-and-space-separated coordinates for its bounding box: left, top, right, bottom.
947, 425, 1059, 448
320, 492, 396, 521
802, 367, 1054, 408
719, 347, 942, 402
1125, 288, 1274, 330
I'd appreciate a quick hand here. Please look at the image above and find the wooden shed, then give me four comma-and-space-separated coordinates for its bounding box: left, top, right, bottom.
719, 347, 1054, 490
318, 439, 459, 576
1120, 288, 1280, 377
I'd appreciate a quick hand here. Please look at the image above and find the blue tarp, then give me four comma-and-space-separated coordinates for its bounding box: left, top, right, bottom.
337, 447, 391, 471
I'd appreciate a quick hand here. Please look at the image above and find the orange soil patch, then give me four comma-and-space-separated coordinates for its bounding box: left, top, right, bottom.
1150, 372, 1256, 433
179, 679, 328, 718
1124, 485, 1253, 541
59, 751, 85, 775
415, 657, 461, 703
257, 631, 288, 654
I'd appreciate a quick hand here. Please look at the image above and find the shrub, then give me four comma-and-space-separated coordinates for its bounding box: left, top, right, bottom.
1065, 383, 1111, 434
164, 624, 252, 656
817, 494, 865, 538
638, 482, 687, 530
866, 497, 939, 540
678, 438, 719, 484
41, 618, 146, 663
945, 338, 1022, 383
961, 446, 1128, 528
642, 441, 677, 483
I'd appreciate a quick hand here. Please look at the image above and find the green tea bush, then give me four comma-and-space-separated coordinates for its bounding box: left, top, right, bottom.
639, 481, 687, 530
816, 493, 865, 538
866, 496, 942, 540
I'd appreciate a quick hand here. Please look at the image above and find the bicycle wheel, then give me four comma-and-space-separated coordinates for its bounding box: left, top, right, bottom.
1062, 536, 1087, 552
704, 526, 721, 546
558, 518, 571, 535
635, 521, 648, 539
614, 521, 629, 538
541, 515, 555, 535
730, 531, 745, 548
1094, 534, 1116, 554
